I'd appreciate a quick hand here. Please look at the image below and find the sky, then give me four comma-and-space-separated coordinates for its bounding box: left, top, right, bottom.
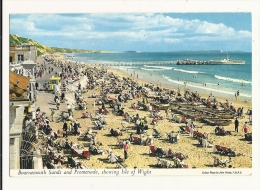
10, 13, 252, 52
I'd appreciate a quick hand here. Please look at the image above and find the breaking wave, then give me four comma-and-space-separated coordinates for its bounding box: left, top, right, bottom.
173, 68, 204, 74
214, 75, 252, 84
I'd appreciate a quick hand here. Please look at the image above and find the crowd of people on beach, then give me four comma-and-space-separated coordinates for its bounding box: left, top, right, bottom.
19, 54, 252, 169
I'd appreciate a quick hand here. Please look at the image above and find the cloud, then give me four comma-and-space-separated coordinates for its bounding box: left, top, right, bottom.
10, 13, 251, 51
164, 38, 183, 43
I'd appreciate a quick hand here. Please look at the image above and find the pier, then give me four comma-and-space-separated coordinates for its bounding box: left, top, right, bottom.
176, 59, 211, 65
84, 61, 176, 66
82, 60, 212, 66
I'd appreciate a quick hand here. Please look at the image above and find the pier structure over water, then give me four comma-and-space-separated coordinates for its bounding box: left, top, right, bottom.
83, 60, 212, 66
85, 61, 176, 66
176, 59, 211, 65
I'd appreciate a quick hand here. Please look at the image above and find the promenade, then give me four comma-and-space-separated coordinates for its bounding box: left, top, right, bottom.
34, 57, 67, 121
34, 56, 87, 122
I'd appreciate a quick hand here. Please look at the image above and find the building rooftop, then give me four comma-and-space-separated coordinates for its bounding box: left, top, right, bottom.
10, 71, 30, 100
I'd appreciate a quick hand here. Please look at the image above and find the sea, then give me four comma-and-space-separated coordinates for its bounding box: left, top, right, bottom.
65, 51, 252, 102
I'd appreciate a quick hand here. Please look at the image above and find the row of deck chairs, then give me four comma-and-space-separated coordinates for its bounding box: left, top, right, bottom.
109, 128, 123, 136
213, 145, 236, 157
149, 146, 188, 161
213, 156, 232, 168
215, 126, 232, 136
156, 157, 191, 169
89, 144, 105, 155
130, 134, 154, 146
42, 138, 90, 169
172, 114, 187, 123
98, 107, 109, 115
70, 142, 91, 160
193, 131, 213, 148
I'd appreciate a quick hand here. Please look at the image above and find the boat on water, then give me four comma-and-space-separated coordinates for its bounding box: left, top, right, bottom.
210, 54, 245, 65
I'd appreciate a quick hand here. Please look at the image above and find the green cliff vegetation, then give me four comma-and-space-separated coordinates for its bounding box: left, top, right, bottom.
10, 34, 113, 56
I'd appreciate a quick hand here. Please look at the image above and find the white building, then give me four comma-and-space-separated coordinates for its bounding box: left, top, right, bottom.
9, 71, 41, 169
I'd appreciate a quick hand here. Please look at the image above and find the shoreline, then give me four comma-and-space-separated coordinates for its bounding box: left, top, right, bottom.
116, 66, 252, 103
105, 67, 252, 112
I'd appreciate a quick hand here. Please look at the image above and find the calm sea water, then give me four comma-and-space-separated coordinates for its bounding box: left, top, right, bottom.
68, 52, 252, 102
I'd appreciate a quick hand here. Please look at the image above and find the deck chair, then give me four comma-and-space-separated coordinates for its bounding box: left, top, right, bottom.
152, 128, 163, 138
109, 128, 122, 136
179, 126, 186, 133
89, 144, 104, 155
193, 131, 199, 138
121, 122, 127, 132
151, 118, 158, 125
201, 138, 213, 148
221, 146, 228, 154
67, 157, 79, 168
107, 152, 119, 163
216, 129, 232, 136
245, 133, 252, 141
164, 148, 175, 157
98, 116, 107, 125
94, 121, 104, 130
103, 109, 109, 115
81, 112, 90, 118
225, 130, 232, 135
220, 146, 236, 157
197, 132, 206, 139
156, 157, 172, 168
166, 133, 178, 143
71, 144, 84, 156
179, 126, 189, 134
181, 164, 191, 169
185, 126, 191, 133
132, 136, 141, 145
175, 152, 187, 161
149, 145, 157, 155
116, 137, 124, 148
116, 160, 127, 169
82, 150, 91, 159
214, 145, 222, 154
172, 157, 184, 168
173, 114, 182, 123
122, 114, 127, 120
181, 115, 187, 123
149, 146, 165, 157
98, 108, 103, 114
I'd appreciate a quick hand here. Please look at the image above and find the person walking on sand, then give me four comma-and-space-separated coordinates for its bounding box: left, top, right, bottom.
234, 117, 239, 133
62, 121, 68, 137
243, 122, 249, 135
51, 109, 55, 122
123, 141, 129, 159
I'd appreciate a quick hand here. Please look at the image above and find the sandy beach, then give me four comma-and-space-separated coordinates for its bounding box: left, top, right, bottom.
35, 55, 252, 169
